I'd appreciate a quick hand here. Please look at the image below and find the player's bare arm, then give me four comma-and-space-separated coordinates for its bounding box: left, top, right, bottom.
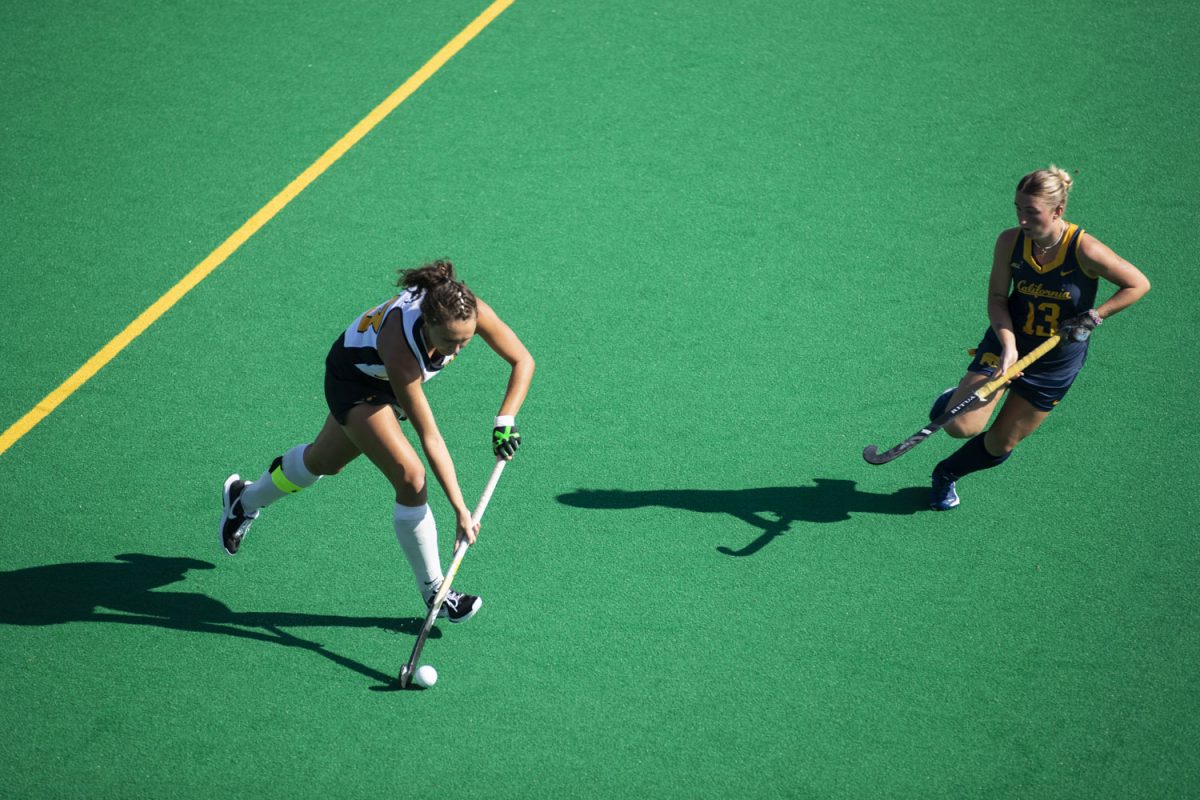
377, 315, 477, 544
987, 228, 1020, 373
1078, 233, 1151, 319
472, 297, 533, 460
475, 297, 535, 417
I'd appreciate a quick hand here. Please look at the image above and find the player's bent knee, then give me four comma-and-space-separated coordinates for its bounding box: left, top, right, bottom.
944, 419, 982, 439
391, 467, 427, 505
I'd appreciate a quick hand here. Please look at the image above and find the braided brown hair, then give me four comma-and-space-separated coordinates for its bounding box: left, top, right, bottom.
397, 259, 477, 324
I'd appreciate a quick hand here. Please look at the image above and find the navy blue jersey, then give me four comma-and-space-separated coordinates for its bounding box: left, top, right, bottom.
1007, 223, 1098, 344
967, 224, 1099, 408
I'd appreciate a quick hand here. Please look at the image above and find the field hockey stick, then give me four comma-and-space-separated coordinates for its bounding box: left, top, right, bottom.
862, 334, 1061, 465
398, 457, 507, 688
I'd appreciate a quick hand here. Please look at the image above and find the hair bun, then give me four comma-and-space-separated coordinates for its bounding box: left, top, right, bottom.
1047, 163, 1074, 193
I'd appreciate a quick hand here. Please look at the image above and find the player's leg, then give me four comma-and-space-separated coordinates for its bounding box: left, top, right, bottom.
983, 392, 1052, 455
929, 390, 1051, 510
220, 414, 359, 555
340, 403, 480, 623
936, 372, 1006, 439
934, 330, 1007, 439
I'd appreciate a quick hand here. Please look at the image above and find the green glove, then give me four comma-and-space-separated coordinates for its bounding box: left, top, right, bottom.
492, 415, 521, 459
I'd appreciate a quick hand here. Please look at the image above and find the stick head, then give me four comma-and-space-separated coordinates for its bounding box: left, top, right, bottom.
862, 440, 919, 465
398, 665, 412, 688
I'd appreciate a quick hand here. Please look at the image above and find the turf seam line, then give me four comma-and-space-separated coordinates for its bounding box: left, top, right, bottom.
0, 0, 515, 458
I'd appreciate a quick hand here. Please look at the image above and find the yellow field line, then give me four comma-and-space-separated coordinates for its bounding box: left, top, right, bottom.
0, 0, 514, 458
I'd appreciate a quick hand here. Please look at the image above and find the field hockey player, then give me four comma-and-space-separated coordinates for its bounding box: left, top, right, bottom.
219, 259, 534, 621
925, 166, 1150, 510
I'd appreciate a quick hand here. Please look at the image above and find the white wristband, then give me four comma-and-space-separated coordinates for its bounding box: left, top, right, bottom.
494, 415, 515, 427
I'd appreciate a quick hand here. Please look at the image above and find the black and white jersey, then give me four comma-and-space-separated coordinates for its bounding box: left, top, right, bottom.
338, 288, 453, 383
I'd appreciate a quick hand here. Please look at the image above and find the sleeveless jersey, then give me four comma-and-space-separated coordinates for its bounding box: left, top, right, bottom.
337, 288, 453, 383
1007, 223, 1097, 345
988, 222, 1098, 384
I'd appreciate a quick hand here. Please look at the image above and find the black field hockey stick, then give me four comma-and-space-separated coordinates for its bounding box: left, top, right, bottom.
863, 334, 1061, 465
398, 458, 507, 688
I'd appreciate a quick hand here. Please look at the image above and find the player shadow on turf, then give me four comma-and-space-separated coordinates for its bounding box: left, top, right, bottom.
557, 480, 927, 557
0, 553, 436, 685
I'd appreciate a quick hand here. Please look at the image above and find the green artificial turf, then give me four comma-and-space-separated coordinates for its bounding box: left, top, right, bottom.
2, 1, 1198, 797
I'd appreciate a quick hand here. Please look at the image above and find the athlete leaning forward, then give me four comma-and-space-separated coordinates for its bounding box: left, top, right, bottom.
926, 165, 1150, 511
219, 259, 534, 621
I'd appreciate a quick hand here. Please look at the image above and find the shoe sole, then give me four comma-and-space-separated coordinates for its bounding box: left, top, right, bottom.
220, 474, 241, 555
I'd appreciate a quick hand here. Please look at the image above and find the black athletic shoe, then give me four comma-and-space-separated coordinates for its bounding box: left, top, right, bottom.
929, 387, 955, 422
220, 474, 259, 555
427, 588, 482, 624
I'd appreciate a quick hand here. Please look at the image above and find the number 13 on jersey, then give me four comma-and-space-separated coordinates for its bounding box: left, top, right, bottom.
1022, 301, 1062, 337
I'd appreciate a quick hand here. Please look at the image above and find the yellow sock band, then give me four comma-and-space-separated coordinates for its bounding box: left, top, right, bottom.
270, 464, 304, 494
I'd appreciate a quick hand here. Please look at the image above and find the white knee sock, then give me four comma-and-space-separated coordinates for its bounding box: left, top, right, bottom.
393, 503, 444, 600
240, 443, 321, 513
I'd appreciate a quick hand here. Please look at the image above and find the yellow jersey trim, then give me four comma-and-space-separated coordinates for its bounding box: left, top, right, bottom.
1022, 223, 1081, 274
